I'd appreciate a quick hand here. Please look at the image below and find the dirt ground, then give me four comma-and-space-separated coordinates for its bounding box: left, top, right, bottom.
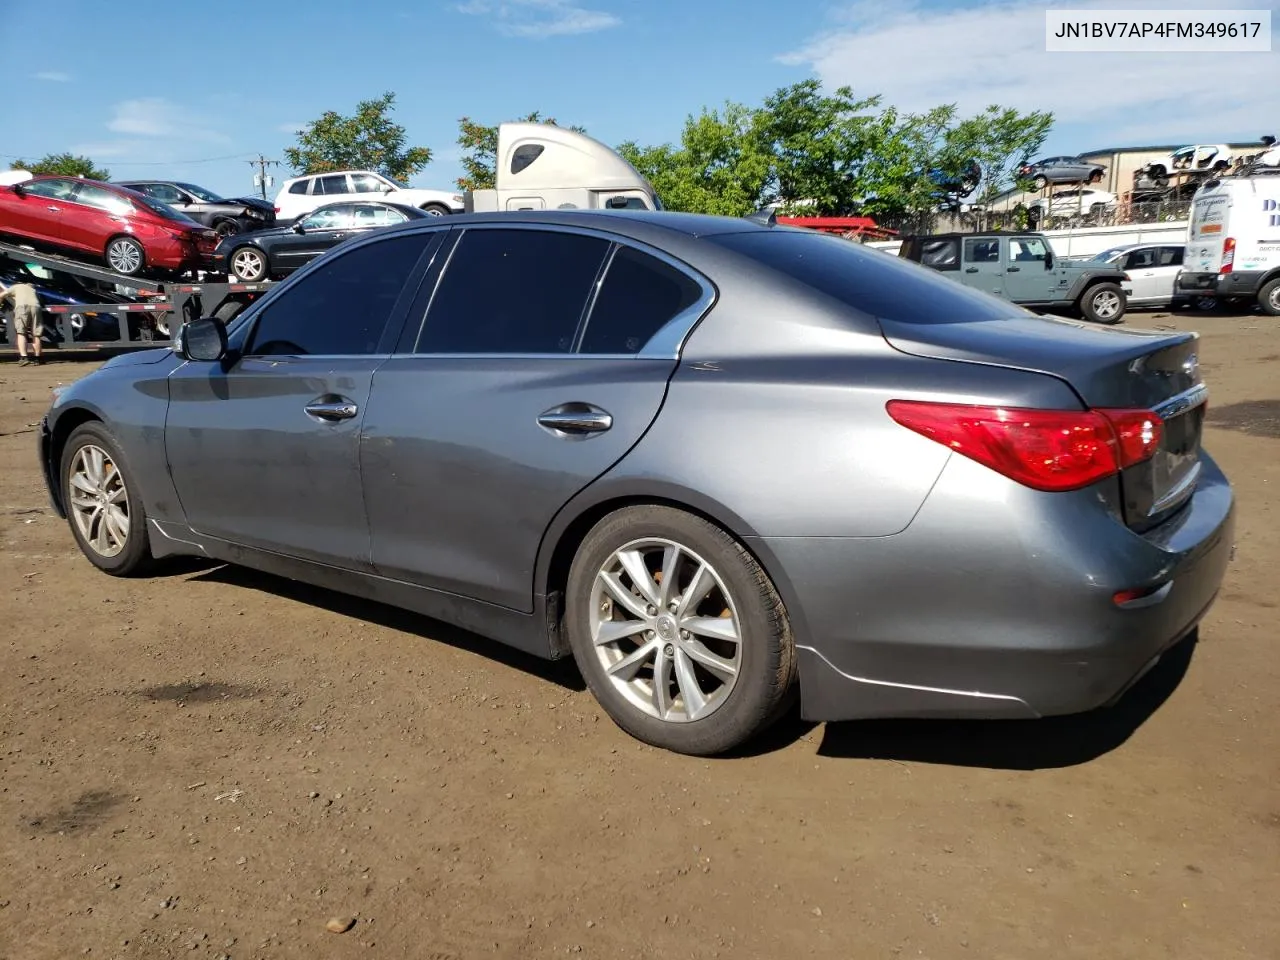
1, 311, 1278, 960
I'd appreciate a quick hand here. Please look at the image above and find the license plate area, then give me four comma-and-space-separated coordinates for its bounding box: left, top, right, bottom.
1120, 385, 1208, 531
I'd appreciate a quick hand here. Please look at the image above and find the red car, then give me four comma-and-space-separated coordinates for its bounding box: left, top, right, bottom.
0, 175, 218, 278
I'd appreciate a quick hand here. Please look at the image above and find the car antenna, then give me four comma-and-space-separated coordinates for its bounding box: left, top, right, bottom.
743, 208, 777, 227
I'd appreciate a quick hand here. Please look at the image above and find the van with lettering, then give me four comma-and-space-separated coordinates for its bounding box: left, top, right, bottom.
1176, 171, 1280, 315
465, 122, 662, 214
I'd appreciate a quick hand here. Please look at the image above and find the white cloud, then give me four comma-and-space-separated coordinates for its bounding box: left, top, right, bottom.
457, 0, 620, 37
32, 71, 72, 82
106, 98, 230, 144
779, 0, 1280, 150
68, 140, 145, 159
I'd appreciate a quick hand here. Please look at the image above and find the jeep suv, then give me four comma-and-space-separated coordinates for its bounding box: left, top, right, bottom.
898, 231, 1128, 324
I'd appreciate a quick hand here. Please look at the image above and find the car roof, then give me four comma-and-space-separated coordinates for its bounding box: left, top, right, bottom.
370, 208, 770, 243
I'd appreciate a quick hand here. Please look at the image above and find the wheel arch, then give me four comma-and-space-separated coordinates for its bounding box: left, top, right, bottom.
46, 404, 106, 517
535, 480, 811, 661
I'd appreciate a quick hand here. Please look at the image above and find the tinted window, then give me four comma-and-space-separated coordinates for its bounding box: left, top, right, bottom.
511, 144, 544, 174
580, 246, 703, 354
963, 238, 998, 263
1160, 246, 1184, 266
244, 233, 429, 356
350, 173, 386, 194
316, 175, 349, 196
355, 204, 407, 226
288, 180, 309, 195
22, 179, 76, 200
416, 228, 609, 354
301, 206, 358, 230
709, 230, 1021, 325
140, 183, 185, 204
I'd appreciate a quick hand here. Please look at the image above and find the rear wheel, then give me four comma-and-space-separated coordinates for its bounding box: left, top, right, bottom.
565, 505, 796, 756
1081, 282, 1125, 324
1259, 277, 1280, 317
1089, 169, 1104, 184
105, 236, 145, 276
420, 203, 452, 217
60, 422, 153, 577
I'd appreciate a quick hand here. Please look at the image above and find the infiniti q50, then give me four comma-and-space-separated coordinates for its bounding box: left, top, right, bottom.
38, 210, 1234, 756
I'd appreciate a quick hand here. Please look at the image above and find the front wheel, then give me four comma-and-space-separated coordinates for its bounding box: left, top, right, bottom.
420, 203, 452, 217
1080, 282, 1125, 324
1032, 174, 1048, 190
1259, 277, 1280, 317
60, 422, 153, 577
565, 505, 796, 756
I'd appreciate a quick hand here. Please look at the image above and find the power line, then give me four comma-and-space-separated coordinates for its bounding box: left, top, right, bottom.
247, 154, 281, 200
1, 151, 260, 166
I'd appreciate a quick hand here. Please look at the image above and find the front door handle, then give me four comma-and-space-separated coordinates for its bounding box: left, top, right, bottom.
964, 267, 979, 273
47, 205, 60, 212
1007, 266, 1021, 272
305, 397, 359, 422
537, 403, 613, 436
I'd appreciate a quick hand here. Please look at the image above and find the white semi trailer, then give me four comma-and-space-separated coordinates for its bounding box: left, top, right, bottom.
465, 122, 663, 214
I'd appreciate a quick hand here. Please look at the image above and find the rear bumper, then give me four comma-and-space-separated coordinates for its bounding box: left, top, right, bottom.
1177, 271, 1265, 298
758, 451, 1235, 723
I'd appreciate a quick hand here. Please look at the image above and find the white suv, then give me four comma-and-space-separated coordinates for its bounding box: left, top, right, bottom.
274, 170, 464, 222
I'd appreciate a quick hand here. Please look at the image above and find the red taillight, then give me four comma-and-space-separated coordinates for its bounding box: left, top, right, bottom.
273, 205, 281, 213
1220, 237, 1235, 274
885, 401, 1163, 492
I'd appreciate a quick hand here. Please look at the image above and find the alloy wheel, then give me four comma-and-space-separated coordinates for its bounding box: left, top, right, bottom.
1092, 289, 1121, 320
107, 239, 142, 274
588, 538, 742, 723
68, 444, 130, 559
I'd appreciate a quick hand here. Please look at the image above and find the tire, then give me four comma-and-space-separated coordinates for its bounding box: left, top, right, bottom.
229, 245, 269, 282
1259, 277, 1280, 317
213, 219, 240, 239
420, 203, 452, 217
1089, 169, 1104, 184
105, 236, 145, 277
564, 505, 796, 756
59, 422, 153, 577
1032, 175, 1048, 190
1080, 282, 1125, 324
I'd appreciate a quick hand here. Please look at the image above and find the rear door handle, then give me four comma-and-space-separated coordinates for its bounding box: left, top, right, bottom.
1007, 266, 1021, 272
964, 267, 979, 273
537, 403, 612, 436
305, 398, 359, 422
47, 205, 60, 211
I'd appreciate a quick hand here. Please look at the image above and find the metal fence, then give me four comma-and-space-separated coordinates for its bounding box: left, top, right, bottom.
874, 199, 1194, 236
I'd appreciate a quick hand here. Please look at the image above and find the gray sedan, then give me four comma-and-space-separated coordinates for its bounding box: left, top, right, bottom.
37, 210, 1235, 756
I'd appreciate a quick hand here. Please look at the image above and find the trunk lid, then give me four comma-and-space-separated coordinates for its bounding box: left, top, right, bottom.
879, 313, 1206, 530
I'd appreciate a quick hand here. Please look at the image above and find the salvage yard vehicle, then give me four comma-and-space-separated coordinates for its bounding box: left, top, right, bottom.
1087, 242, 1191, 310
273, 170, 464, 222
38, 209, 1233, 756
213, 200, 434, 281
898, 230, 1129, 323
114, 180, 276, 237
0, 176, 218, 278
1018, 155, 1106, 188
1176, 169, 1280, 316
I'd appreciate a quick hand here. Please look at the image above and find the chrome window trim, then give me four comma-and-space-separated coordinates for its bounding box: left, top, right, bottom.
401, 219, 718, 360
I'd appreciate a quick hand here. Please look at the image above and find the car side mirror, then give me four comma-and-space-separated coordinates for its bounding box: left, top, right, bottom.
292, 222, 306, 233
12, 183, 25, 198
175, 317, 227, 362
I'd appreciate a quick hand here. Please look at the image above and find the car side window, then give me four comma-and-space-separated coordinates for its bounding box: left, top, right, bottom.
288, 179, 309, 195
1125, 248, 1157, 270
355, 204, 405, 226
142, 183, 184, 204
1009, 238, 1047, 262
75, 184, 135, 216
415, 228, 610, 354
243, 233, 431, 357
579, 245, 704, 354
316, 174, 350, 196
21, 179, 76, 201
1160, 246, 1184, 267
302, 206, 357, 230
349, 174, 385, 194
963, 238, 999, 263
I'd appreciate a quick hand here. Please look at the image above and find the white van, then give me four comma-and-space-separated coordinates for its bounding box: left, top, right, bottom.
1176, 172, 1280, 315
466, 122, 661, 213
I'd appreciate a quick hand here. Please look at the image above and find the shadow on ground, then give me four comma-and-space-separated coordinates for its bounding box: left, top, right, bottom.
187, 562, 587, 693
815, 633, 1198, 769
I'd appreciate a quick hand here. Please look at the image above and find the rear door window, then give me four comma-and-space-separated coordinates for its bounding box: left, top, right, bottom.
579, 245, 704, 354
413, 227, 610, 354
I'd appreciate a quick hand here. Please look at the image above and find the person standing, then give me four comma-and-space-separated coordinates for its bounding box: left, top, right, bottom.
0, 280, 43, 365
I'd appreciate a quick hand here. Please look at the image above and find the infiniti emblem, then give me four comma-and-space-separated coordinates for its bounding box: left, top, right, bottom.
1182, 353, 1199, 378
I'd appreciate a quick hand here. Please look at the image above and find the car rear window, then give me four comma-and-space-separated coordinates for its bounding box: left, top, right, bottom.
708, 229, 1023, 325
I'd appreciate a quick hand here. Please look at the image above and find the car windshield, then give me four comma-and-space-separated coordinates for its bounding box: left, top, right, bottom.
132, 194, 200, 224
176, 182, 224, 203
1090, 247, 1128, 262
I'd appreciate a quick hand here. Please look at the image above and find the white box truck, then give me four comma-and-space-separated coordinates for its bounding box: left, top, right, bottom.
1176, 171, 1280, 315
465, 122, 662, 214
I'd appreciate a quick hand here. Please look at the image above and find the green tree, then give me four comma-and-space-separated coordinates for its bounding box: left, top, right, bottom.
11, 152, 109, 180
455, 111, 585, 192
284, 92, 431, 182
956, 105, 1054, 228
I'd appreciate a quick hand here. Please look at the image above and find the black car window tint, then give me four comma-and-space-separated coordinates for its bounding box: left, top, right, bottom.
244, 234, 429, 357
317, 175, 349, 196
415, 228, 610, 354
579, 245, 703, 354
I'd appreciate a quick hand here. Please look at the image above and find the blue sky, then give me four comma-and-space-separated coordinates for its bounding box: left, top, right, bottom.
1, 0, 1276, 201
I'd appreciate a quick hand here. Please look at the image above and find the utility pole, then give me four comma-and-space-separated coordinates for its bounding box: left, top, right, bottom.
247, 154, 280, 200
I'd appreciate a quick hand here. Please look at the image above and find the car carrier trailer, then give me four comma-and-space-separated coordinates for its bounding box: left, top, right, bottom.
0, 240, 274, 352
